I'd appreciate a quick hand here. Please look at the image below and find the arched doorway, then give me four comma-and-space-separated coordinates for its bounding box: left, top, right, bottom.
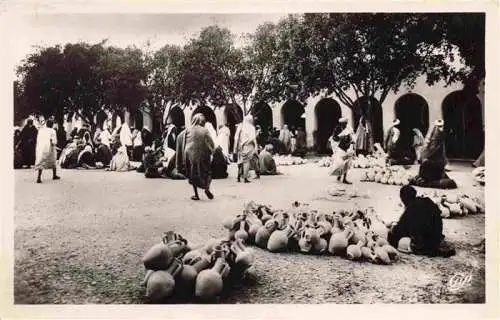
133, 110, 144, 130
281, 100, 305, 133
394, 93, 429, 152
166, 106, 186, 129
315, 98, 342, 154
252, 101, 273, 143
352, 96, 383, 145
192, 105, 217, 130
442, 90, 484, 159
224, 103, 244, 151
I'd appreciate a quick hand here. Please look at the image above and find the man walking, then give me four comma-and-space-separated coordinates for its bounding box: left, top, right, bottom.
35, 118, 60, 183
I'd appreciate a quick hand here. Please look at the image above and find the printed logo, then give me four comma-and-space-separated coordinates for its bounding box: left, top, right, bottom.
447, 272, 473, 293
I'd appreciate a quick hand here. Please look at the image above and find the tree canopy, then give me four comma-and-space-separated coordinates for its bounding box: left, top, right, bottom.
14, 13, 484, 130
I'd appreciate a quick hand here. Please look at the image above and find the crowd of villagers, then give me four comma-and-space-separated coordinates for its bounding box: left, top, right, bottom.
14, 112, 298, 198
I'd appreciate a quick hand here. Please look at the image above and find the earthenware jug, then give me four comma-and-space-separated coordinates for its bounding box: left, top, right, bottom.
255, 219, 278, 248
346, 238, 365, 260
374, 246, 391, 264
230, 238, 255, 269
222, 215, 242, 230
234, 220, 249, 243
313, 238, 328, 254
145, 258, 183, 303
246, 213, 263, 239
177, 254, 212, 296
195, 257, 231, 300
328, 227, 354, 256
142, 240, 187, 271
382, 244, 399, 261
267, 224, 297, 252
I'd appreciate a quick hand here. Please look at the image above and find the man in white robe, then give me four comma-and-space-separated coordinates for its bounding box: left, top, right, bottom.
35, 119, 60, 183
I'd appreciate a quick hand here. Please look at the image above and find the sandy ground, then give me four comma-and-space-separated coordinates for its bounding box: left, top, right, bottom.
14, 161, 485, 304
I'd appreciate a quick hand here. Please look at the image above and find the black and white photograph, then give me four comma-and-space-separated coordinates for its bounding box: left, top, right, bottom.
2, 1, 498, 317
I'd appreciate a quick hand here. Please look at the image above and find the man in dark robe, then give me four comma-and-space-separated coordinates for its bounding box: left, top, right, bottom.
20, 119, 38, 167
14, 129, 23, 169
211, 147, 229, 179
56, 125, 67, 159
141, 128, 153, 148
94, 138, 113, 167
388, 185, 455, 257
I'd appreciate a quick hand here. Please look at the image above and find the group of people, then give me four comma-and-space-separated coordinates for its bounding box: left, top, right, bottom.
325, 115, 458, 189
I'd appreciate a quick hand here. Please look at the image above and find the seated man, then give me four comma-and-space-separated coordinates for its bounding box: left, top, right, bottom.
388, 185, 455, 257
258, 144, 280, 176
410, 159, 457, 189
77, 145, 97, 169
108, 146, 131, 172
94, 138, 112, 167
142, 146, 164, 178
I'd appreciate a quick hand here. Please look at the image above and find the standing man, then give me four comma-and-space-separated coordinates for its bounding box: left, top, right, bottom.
35, 119, 60, 183
20, 119, 38, 168
384, 119, 401, 165
329, 117, 355, 184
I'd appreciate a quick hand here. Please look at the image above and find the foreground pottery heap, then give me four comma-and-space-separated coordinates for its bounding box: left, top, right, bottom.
420, 191, 485, 219
360, 165, 414, 186
273, 155, 308, 166
223, 201, 399, 265
141, 231, 255, 303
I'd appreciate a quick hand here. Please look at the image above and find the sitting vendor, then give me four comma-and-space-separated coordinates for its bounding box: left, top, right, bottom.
388, 185, 455, 257
258, 144, 280, 175
410, 120, 457, 189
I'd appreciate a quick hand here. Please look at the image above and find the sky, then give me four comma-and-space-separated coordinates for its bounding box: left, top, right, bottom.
7, 13, 287, 78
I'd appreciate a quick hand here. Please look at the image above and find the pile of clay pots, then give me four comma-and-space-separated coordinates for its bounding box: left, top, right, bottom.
274, 155, 308, 166
222, 201, 399, 265
421, 191, 485, 219
360, 165, 413, 186
141, 231, 255, 303
351, 154, 387, 169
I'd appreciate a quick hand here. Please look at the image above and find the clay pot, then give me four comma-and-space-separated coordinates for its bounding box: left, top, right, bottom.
176, 255, 211, 296
222, 216, 240, 230
382, 244, 399, 261
328, 227, 354, 256
314, 238, 328, 254
195, 257, 231, 300
397, 237, 412, 253
374, 246, 391, 264
234, 221, 249, 243
230, 238, 255, 270
255, 220, 278, 248
438, 203, 451, 218
145, 258, 183, 303
203, 238, 222, 255
142, 240, 187, 271
246, 213, 263, 239
315, 214, 332, 236
267, 224, 297, 252
361, 246, 375, 261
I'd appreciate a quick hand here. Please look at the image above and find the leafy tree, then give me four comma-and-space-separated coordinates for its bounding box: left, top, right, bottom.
16, 41, 148, 129
268, 13, 467, 109
144, 44, 184, 132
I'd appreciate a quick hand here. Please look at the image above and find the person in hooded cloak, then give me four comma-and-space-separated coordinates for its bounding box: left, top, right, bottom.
178, 113, 215, 200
